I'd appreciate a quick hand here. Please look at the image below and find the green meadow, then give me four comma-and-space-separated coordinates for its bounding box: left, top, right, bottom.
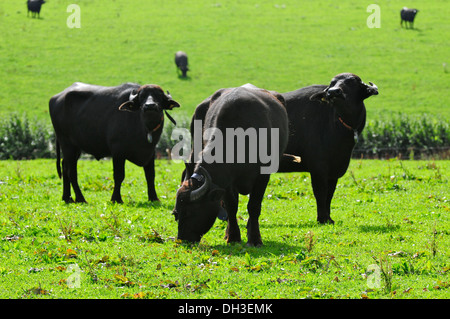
0, 159, 448, 299
0, 0, 449, 121
0, 0, 449, 300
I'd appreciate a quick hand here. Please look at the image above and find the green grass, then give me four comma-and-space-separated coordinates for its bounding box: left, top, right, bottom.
0, 159, 448, 299
0, 0, 449, 300
0, 0, 449, 124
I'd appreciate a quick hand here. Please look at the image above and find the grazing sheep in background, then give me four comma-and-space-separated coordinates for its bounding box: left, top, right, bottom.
175, 51, 189, 77
401, 7, 419, 29
27, 0, 46, 18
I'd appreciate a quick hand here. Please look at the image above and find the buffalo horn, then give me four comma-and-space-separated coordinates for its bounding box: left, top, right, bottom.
368, 82, 378, 90
129, 91, 138, 101
189, 167, 211, 202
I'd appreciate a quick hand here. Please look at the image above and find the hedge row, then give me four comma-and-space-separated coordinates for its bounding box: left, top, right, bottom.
354, 113, 450, 159
1, 113, 449, 160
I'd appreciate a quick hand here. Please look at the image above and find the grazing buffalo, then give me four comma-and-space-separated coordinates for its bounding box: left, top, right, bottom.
49, 82, 180, 204
401, 7, 419, 29
278, 73, 378, 224
173, 85, 291, 246
175, 51, 189, 77
27, 0, 45, 18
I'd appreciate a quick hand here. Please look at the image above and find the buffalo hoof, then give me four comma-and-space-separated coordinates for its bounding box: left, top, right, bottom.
63, 197, 75, 204
226, 232, 242, 244
246, 240, 263, 248
318, 218, 334, 224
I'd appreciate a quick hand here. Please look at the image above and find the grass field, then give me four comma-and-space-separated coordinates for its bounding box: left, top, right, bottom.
0, 159, 448, 299
0, 0, 449, 124
0, 0, 449, 301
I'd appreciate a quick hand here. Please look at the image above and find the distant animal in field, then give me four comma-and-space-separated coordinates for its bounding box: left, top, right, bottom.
278, 73, 378, 224
49, 82, 180, 204
175, 51, 189, 77
401, 7, 419, 29
27, 0, 45, 18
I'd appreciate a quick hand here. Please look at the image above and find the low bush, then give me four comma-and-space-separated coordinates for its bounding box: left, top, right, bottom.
355, 113, 450, 159
0, 114, 54, 160
1, 113, 448, 160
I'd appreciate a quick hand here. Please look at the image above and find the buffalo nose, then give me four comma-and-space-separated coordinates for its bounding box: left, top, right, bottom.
143, 103, 159, 112
326, 87, 343, 98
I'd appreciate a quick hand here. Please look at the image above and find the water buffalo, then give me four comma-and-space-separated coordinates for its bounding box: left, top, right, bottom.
27, 0, 45, 18
401, 7, 419, 29
175, 51, 189, 77
278, 73, 378, 224
49, 82, 180, 204
173, 85, 290, 246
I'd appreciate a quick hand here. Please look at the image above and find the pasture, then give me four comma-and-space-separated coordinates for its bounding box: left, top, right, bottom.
0, 159, 449, 299
0, 0, 449, 121
0, 0, 449, 301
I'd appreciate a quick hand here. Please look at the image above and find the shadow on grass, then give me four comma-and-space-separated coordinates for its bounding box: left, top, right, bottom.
185, 240, 304, 258
358, 224, 401, 233
122, 199, 174, 211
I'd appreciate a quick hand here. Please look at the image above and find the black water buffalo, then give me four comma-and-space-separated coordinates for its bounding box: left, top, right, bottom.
278, 73, 378, 224
49, 82, 180, 204
173, 85, 291, 246
401, 7, 419, 29
27, 0, 45, 18
175, 51, 189, 77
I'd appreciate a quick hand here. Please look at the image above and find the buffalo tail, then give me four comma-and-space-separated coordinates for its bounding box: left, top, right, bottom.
56, 139, 62, 179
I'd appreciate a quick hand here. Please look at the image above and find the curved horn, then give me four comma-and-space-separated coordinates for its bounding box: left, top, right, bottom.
366, 81, 379, 95
189, 167, 211, 202
368, 82, 378, 90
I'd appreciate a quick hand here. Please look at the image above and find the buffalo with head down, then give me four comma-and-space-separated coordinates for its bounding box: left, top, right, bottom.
278, 73, 378, 224
173, 85, 291, 246
49, 82, 179, 204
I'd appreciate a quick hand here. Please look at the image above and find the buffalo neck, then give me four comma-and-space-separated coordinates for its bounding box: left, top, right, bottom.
334, 102, 366, 135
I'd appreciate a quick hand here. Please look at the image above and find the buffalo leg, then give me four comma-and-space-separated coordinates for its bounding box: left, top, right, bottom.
111, 157, 125, 203
61, 159, 74, 203
65, 148, 86, 203
144, 155, 159, 201
246, 174, 270, 247
326, 178, 338, 223
224, 189, 240, 243
310, 173, 334, 224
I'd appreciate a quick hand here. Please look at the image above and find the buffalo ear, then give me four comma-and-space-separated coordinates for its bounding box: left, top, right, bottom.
167, 99, 180, 110
269, 91, 286, 107
164, 91, 180, 110
310, 90, 327, 102
363, 81, 379, 98
118, 100, 138, 112
119, 90, 139, 112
